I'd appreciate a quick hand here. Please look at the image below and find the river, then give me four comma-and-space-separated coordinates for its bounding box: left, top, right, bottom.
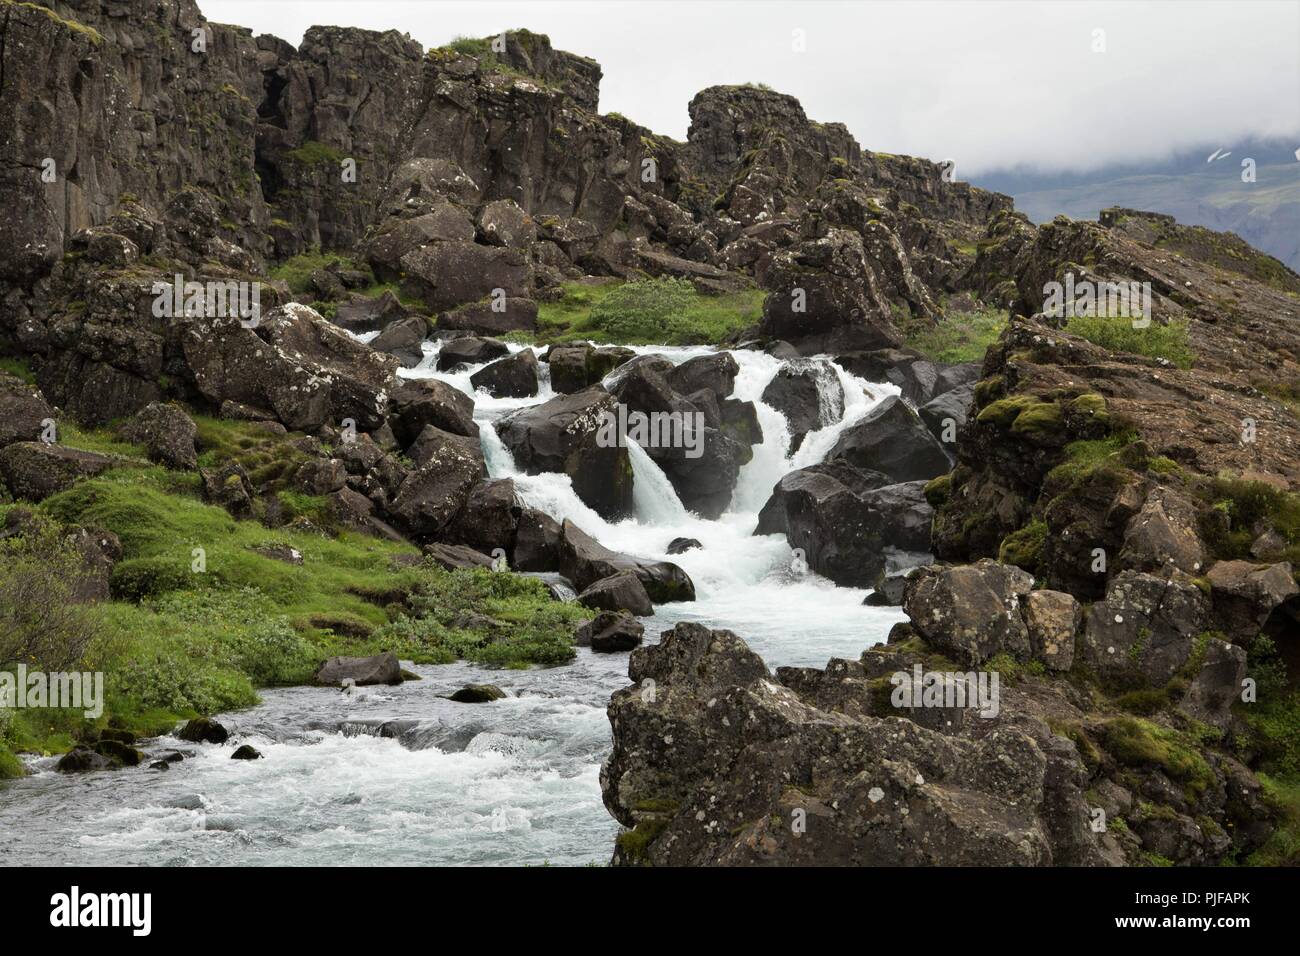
0, 341, 908, 865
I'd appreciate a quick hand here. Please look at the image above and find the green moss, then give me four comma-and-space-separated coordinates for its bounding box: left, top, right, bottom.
615, 816, 670, 863
973, 375, 1005, 408
269, 250, 369, 295
923, 473, 952, 507
1243, 774, 1300, 866
1101, 716, 1213, 794
1010, 401, 1064, 438
0, 357, 36, 384
998, 518, 1046, 572
975, 394, 1038, 428
8, 1, 104, 45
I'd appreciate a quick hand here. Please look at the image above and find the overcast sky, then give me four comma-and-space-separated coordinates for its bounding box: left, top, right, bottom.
204, 0, 1300, 176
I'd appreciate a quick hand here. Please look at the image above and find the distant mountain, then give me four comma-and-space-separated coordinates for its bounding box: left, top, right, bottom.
973, 139, 1300, 272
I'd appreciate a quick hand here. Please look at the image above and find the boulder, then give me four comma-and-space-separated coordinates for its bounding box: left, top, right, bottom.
760, 360, 845, 452
199, 462, 256, 516
399, 241, 532, 312
548, 344, 635, 394
182, 304, 398, 432
575, 611, 645, 651
667, 537, 702, 554
436, 336, 510, 371
495, 387, 633, 520
437, 297, 539, 335
1021, 590, 1081, 671
0, 373, 54, 449
559, 520, 696, 603
667, 352, 738, 398
177, 717, 229, 745
1077, 571, 1210, 686
918, 382, 975, 449
442, 479, 520, 556
57, 747, 115, 774
388, 438, 484, 536
369, 314, 428, 368
1119, 489, 1206, 576
0, 443, 114, 501
902, 559, 1036, 666
388, 379, 477, 446
405, 424, 484, 471
231, 745, 264, 760
314, 652, 403, 687
1179, 637, 1248, 727
578, 571, 655, 616
448, 684, 506, 703
513, 507, 563, 571
422, 542, 495, 571
331, 290, 414, 334
470, 349, 539, 398
1205, 560, 1298, 644
119, 402, 198, 470
478, 199, 537, 248
826, 396, 952, 482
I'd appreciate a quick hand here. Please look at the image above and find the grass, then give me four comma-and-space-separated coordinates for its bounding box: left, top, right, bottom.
284, 141, 346, 167
0, 357, 36, 384
269, 250, 371, 295
1101, 716, 1214, 796
1064, 314, 1193, 368
536, 279, 764, 345
1196, 476, 1300, 569
902, 308, 1008, 363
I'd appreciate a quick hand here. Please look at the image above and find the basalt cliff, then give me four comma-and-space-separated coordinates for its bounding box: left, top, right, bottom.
1, 0, 1298, 866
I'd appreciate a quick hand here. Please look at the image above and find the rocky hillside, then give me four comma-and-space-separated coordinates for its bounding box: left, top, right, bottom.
2, 0, 1299, 866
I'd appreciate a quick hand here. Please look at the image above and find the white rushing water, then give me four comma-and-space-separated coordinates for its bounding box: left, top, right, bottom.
0, 338, 908, 866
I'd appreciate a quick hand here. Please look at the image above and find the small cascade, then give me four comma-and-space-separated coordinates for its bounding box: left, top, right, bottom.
628, 440, 689, 525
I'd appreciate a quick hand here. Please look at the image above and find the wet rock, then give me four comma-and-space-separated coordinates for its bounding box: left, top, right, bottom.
760, 361, 845, 452
918, 382, 975, 449
470, 349, 539, 398
369, 314, 428, 368
448, 684, 506, 703
667, 537, 702, 554
825, 396, 952, 482
547, 344, 635, 394
57, 747, 115, 774
903, 559, 1035, 666
231, 745, 263, 760
436, 336, 510, 371
667, 352, 738, 398
512, 507, 563, 572
315, 652, 403, 687
575, 610, 645, 651
578, 571, 654, 617
559, 520, 696, 603
178, 718, 230, 745
495, 387, 633, 520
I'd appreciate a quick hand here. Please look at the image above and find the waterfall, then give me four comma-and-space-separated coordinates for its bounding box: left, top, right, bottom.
628, 441, 690, 525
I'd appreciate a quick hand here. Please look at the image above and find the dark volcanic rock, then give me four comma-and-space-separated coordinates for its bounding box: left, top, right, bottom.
388, 379, 477, 445
119, 402, 198, 470
448, 684, 506, 703
470, 349, 539, 398
667, 537, 702, 554
826, 396, 952, 482
760, 360, 845, 452
178, 718, 229, 745
559, 520, 695, 603
575, 610, 645, 651
0, 443, 114, 501
578, 571, 655, 617
437, 336, 510, 371
495, 387, 633, 520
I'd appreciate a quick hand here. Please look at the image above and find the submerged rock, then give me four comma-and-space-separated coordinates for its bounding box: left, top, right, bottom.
314, 652, 403, 687
448, 684, 506, 703
177, 717, 230, 745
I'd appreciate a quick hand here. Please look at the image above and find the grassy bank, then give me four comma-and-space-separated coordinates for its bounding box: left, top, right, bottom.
0, 414, 589, 777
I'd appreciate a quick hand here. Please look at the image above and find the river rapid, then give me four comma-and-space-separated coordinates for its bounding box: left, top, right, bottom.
0, 341, 908, 866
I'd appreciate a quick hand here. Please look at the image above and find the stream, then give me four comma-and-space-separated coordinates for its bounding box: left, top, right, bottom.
0, 342, 908, 866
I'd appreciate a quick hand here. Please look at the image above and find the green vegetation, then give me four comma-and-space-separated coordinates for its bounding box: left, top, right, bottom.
269, 249, 371, 295
536, 278, 764, 345
8, 2, 104, 45
0, 417, 591, 775
901, 308, 1007, 363
1064, 314, 1193, 368
1101, 716, 1214, 796
0, 356, 36, 384
284, 140, 346, 167
998, 518, 1046, 573
1196, 475, 1300, 570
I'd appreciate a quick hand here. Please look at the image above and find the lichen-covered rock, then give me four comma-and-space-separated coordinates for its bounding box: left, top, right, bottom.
1077, 571, 1210, 686
119, 402, 198, 470
0, 443, 114, 501
903, 559, 1035, 666
1021, 589, 1081, 671
578, 571, 654, 617
469, 348, 539, 398
1205, 560, 1298, 644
